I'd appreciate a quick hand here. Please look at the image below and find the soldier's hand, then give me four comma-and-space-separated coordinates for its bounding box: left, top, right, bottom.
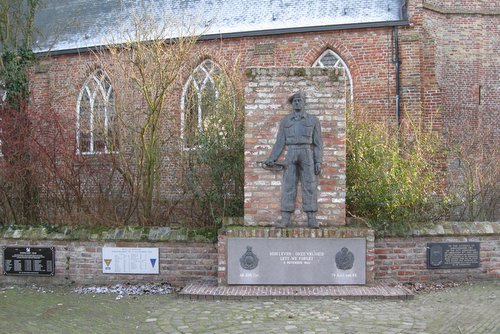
314, 162, 321, 175
264, 158, 275, 167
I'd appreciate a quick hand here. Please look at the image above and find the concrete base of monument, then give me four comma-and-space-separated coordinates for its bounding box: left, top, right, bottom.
217, 226, 375, 286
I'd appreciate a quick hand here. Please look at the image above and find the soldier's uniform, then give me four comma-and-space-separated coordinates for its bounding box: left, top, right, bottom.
268, 111, 323, 213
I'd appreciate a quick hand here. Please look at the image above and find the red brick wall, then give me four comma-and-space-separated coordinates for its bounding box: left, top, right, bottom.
0, 239, 217, 287
375, 236, 499, 281
423, 0, 499, 13
418, 2, 500, 218
24, 2, 498, 220
421, 3, 499, 148
374, 222, 500, 281
244, 67, 346, 226
29, 25, 420, 169
2, 222, 498, 287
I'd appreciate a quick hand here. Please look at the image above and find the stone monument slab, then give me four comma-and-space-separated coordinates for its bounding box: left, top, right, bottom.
227, 238, 366, 285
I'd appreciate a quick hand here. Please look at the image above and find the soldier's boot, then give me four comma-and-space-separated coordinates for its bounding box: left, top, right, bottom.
307, 212, 319, 228
276, 211, 292, 228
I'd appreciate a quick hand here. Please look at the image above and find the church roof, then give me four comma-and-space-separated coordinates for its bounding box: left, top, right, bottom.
34, 0, 408, 54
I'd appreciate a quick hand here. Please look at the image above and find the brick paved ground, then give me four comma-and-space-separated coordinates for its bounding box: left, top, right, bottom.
180, 279, 412, 300
0, 281, 498, 333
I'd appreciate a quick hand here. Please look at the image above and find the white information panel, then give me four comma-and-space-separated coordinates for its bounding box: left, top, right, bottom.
102, 247, 159, 274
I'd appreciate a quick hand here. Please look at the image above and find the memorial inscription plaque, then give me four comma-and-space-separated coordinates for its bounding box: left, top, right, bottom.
427, 242, 480, 269
102, 247, 159, 274
3, 246, 55, 276
227, 238, 366, 285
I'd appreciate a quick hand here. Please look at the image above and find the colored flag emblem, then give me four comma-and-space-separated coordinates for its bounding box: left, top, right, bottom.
150, 259, 157, 268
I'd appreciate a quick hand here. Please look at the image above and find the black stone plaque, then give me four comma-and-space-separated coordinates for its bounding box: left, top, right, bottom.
427, 242, 480, 269
3, 246, 55, 276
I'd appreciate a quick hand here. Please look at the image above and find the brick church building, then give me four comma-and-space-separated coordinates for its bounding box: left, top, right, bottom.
2, 0, 498, 224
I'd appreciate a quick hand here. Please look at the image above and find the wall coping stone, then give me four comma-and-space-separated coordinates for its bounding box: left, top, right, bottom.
224, 217, 500, 239
0, 225, 216, 243
407, 221, 499, 238
221, 226, 374, 239
244, 66, 345, 81
4, 222, 495, 243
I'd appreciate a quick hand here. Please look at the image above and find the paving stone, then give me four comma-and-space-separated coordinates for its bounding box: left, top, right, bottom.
0, 282, 499, 333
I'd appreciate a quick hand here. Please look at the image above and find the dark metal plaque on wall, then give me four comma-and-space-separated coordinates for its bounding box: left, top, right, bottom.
427, 242, 480, 269
3, 247, 55, 276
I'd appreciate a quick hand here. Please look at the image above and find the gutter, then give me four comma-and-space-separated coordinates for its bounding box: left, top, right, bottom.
35, 20, 409, 57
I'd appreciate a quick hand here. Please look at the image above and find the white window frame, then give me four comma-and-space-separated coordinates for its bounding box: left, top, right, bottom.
0, 81, 6, 103
76, 70, 115, 155
180, 59, 222, 149
313, 49, 353, 102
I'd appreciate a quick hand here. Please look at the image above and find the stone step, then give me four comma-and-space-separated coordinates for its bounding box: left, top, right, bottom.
179, 279, 413, 300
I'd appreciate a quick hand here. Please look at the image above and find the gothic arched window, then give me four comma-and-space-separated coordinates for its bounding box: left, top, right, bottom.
181, 59, 222, 148
76, 69, 116, 154
313, 49, 353, 102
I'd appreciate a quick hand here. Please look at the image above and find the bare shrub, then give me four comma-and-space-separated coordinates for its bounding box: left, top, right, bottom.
447, 111, 500, 221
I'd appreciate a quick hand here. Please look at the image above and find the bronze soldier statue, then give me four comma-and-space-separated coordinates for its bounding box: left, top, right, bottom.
265, 91, 323, 228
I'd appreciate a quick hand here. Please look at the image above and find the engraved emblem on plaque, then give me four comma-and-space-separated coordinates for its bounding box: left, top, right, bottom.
240, 246, 259, 270
335, 247, 355, 270
429, 245, 443, 267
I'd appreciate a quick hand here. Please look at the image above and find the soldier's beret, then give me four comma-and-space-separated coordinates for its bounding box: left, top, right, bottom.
288, 91, 306, 103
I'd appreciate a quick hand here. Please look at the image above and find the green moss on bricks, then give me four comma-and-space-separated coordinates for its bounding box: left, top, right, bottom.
295, 68, 307, 76
327, 69, 341, 82
245, 68, 255, 78
184, 227, 218, 242
285, 68, 307, 77
0, 224, 218, 243
41, 224, 65, 234
194, 228, 218, 241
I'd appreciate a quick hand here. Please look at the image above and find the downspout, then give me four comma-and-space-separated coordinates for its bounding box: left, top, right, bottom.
393, 26, 401, 128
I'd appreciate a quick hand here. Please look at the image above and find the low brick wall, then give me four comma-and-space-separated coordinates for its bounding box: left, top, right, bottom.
0, 226, 217, 287
2, 222, 498, 287
374, 222, 500, 282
